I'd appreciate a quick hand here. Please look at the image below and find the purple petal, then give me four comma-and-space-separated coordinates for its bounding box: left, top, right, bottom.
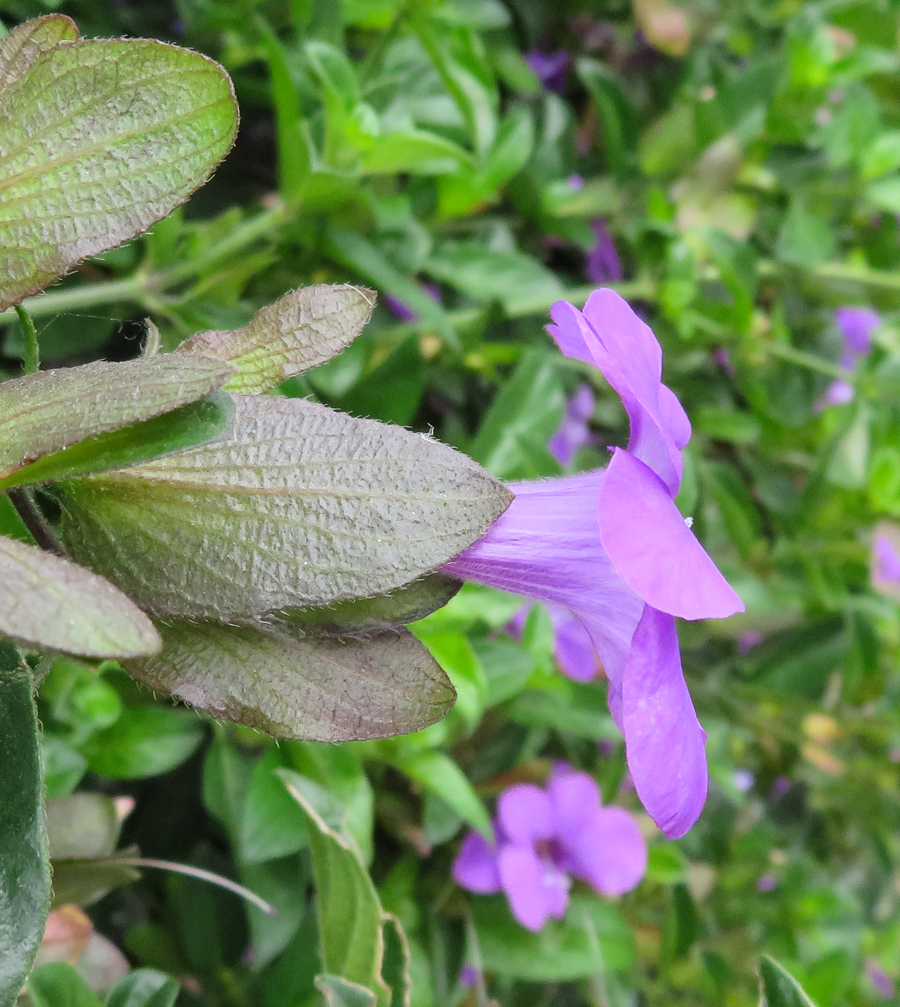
548, 384, 595, 466
549, 292, 685, 494
442, 471, 644, 692
872, 527, 900, 601
525, 49, 569, 93
598, 449, 744, 620
585, 220, 623, 284
498, 844, 569, 931
497, 784, 554, 844
551, 607, 600, 682
835, 306, 879, 359
453, 831, 502, 893
564, 806, 647, 896
822, 379, 855, 407
546, 765, 603, 837
621, 607, 707, 838
875, 534, 900, 582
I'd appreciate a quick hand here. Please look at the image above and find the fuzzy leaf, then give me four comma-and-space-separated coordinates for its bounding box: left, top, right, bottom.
276, 575, 461, 638
0, 392, 233, 491
0, 535, 161, 658
0, 355, 232, 480
125, 621, 455, 741
759, 956, 819, 1007
60, 395, 511, 619
179, 285, 376, 394
0, 665, 50, 1007
0, 35, 238, 309
0, 15, 78, 92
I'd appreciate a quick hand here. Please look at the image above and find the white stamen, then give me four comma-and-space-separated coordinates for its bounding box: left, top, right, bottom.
685, 516, 694, 529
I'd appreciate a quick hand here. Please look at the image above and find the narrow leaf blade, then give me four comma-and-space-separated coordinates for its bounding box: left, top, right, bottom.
0, 666, 50, 1005
760, 956, 819, 1007
179, 285, 376, 394
0, 37, 238, 308
125, 622, 455, 741
281, 772, 390, 1005
0, 535, 161, 658
0, 354, 233, 478
60, 395, 511, 619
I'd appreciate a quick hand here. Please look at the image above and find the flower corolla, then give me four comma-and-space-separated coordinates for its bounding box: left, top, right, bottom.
452, 764, 646, 932
443, 289, 744, 837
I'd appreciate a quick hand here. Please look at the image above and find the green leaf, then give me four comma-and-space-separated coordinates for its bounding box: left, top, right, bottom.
0, 32, 238, 309
577, 58, 637, 176
45, 793, 122, 860
316, 975, 377, 1007
389, 749, 492, 839
81, 706, 205, 779
0, 392, 234, 492
280, 773, 392, 1007
759, 955, 819, 1007
0, 354, 232, 481
48, 858, 139, 909
60, 395, 511, 619
27, 963, 102, 1007
105, 969, 180, 1007
239, 747, 309, 864
0, 668, 50, 1006
0, 535, 161, 658
0, 15, 78, 93
125, 622, 455, 742
179, 285, 376, 395
281, 575, 461, 638
426, 244, 560, 308
473, 894, 635, 980
470, 349, 566, 480
360, 131, 474, 176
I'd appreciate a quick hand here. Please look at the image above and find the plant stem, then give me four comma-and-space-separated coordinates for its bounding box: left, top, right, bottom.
6, 489, 65, 557
14, 305, 39, 374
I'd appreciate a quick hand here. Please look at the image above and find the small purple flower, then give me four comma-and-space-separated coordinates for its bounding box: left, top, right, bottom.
755, 873, 778, 893
585, 220, 623, 284
712, 347, 736, 377
549, 384, 596, 467
733, 769, 754, 793
444, 289, 744, 838
867, 961, 896, 1000
821, 306, 880, 406
526, 50, 570, 94
458, 965, 479, 988
510, 602, 599, 682
383, 283, 441, 323
872, 526, 900, 602
453, 764, 646, 932
738, 631, 763, 654
568, 173, 585, 190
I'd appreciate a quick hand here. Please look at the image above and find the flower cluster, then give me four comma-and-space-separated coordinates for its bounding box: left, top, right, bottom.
822, 305, 880, 407
444, 289, 744, 837
452, 764, 646, 932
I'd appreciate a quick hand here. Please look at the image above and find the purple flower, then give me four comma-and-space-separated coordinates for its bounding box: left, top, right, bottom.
584, 220, 623, 284
383, 283, 441, 323
549, 383, 596, 467
443, 289, 744, 838
755, 873, 778, 893
821, 306, 880, 406
510, 602, 599, 682
452, 764, 646, 932
866, 961, 896, 1000
526, 50, 570, 94
872, 526, 900, 601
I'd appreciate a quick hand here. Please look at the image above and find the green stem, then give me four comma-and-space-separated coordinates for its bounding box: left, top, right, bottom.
14, 305, 39, 373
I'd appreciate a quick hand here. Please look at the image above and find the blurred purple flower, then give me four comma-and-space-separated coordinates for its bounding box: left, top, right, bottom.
585, 220, 623, 284
458, 965, 479, 988
866, 961, 895, 1000
738, 631, 763, 654
712, 347, 736, 377
756, 873, 778, 893
509, 601, 599, 682
821, 306, 880, 406
383, 283, 441, 323
453, 763, 646, 931
444, 290, 743, 837
770, 776, 791, 799
873, 533, 900, 585
733, 769, 754, 793
549, 383, 596, 466
568, 173, 585, 190
526, 50, 570, 93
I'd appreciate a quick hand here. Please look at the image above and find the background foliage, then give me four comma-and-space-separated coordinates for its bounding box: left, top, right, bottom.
3, 0, 900, 1003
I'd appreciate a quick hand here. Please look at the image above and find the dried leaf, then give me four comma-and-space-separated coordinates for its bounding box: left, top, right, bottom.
180, 284, 376, 394
0, 35, 238, 308
126, 621, 455, 741
0, 535, 160, 658
60, 395, 511, 619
